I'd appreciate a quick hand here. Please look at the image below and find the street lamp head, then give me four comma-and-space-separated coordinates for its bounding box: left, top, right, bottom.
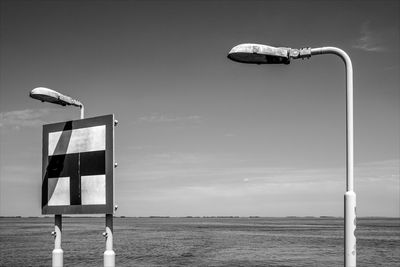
227, 43, 291, 65
30, 87, 82, 107
30, 87, 66, 106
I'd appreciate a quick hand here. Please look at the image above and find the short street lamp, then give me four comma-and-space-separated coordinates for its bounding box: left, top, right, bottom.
29, 87, 85, 267
228, 43, 356, 267
30, 87, 84, 119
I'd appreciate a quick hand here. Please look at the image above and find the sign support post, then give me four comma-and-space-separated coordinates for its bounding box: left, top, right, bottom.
104, 118, 116, 267
52, 214, 63, 267
104, 213, 115, 267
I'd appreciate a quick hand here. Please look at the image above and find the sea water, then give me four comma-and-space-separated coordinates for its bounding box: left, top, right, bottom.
0, 217, 399, 266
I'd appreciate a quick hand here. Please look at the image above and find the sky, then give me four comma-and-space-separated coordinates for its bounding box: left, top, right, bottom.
0, 0, 399, 217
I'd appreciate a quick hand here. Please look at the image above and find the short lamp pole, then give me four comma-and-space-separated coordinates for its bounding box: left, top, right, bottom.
29, 87, 85, 267
80, 104, 84, 120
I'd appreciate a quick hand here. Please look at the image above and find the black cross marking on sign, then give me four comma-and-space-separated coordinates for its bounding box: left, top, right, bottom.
45, 151, 105, 205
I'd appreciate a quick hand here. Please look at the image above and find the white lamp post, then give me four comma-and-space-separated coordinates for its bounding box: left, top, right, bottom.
30, 87, 85, 267
228, 43, 356, 267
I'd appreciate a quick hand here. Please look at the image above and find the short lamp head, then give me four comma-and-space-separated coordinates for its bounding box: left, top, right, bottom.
30, 87, 82, 107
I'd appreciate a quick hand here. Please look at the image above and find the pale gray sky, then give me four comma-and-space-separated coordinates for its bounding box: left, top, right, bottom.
0, 0, 399, 217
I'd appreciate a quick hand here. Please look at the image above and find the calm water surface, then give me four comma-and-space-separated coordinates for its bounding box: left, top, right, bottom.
0, 217, 399, 266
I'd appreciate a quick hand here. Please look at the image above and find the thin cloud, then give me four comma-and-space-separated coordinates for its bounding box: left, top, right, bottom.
224, 133, 236, 137
123, 153, 399, 197
353, 22, 385, 52
121, 158, 399, 216
123, 151, 342, 187
136, 113, 202, 124
355, 159, 399, 181
0, 108, 52, 129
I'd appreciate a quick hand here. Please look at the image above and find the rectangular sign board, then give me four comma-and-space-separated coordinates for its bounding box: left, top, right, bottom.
42, 114, 114, 214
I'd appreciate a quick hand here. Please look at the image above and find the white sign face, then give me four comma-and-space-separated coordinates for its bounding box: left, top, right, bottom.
42, 115, 114, 214
48, 125, 106, 156
81, 175, 106, 205
48, 177, 70, 206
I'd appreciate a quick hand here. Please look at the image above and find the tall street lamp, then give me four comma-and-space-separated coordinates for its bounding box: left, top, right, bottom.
228, 43, 356, 267
29, 87, 84, 267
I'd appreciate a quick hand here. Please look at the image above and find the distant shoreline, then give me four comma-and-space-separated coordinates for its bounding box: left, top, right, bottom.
1, 215, 398, 219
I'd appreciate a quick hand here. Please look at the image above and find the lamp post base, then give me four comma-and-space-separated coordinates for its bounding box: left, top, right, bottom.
345, 191, 356, 267
52, 248, 63, 267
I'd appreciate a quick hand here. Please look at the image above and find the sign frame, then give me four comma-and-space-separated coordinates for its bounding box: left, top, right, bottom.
42, 114, 114, 214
